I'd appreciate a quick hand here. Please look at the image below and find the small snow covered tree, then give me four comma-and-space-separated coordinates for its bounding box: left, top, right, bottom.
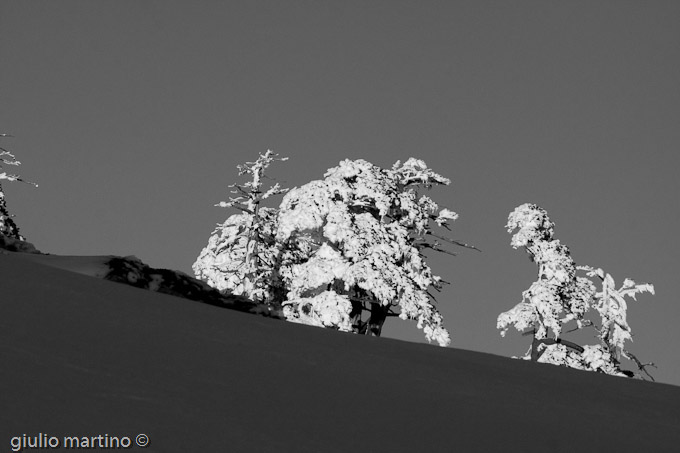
575, 266, 656, 377
276, 158, 476, 346
498, 203, 655, 379
193, 150, 288, 304
0, 134, 37, 241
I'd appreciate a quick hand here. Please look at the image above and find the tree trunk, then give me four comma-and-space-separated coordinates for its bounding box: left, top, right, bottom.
367, 302, 389, 337
531, 333, 585, 361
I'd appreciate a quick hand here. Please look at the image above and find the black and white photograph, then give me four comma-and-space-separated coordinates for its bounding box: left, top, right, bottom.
1, 1, 679, 451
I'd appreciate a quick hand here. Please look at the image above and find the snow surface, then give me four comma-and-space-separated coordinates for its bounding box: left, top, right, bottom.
1, 252, 679, 452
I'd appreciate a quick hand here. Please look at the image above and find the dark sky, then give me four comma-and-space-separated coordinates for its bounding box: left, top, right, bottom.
2, 1, 679, 385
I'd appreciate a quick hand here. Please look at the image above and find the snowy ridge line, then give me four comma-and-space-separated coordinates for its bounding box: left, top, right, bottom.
0, 235, 40, 254
0, 237, 282, 319
102, 255, 283, 317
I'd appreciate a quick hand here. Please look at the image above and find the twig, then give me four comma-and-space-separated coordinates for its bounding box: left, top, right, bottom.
562, 320, 593, 334
426, 231, 481, 252
623, 349, 656, 381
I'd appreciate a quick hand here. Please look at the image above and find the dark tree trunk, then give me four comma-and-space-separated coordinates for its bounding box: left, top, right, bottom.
367, 302, 389, 337
531, 333, 585, 361
349, 299, 390, 337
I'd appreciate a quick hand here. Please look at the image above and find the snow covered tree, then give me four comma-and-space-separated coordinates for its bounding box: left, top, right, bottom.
0, 134, 37, 241
574, 266, 656, 377
498, 203, 655, 379
194, 155, 475, 346
276, 158, 475, 346
193, 150, 288, 304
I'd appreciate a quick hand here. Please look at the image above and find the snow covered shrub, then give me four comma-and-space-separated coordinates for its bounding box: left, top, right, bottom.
0, 134, 37, 242
276, 158, 475, 346
578, 266, 655, 371
498, 203, 655, 379
193, 150, 288, 304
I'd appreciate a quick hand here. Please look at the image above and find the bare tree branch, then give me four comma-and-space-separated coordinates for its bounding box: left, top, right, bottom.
426, 231, 481, 252
623, 349, 656, 381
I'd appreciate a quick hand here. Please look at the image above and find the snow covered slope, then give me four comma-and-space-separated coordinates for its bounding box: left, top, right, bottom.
8, 251, 276, 316
1, 252, 678, 452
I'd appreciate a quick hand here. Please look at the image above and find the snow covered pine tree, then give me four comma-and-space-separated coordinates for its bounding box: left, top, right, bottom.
0, 134, 37, 250
193, 150, 288, 306
497, 203, 655, 379
194, 155, 477, 346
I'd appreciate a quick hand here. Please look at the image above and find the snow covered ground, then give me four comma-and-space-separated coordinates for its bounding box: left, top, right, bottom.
1, 251, 679, 452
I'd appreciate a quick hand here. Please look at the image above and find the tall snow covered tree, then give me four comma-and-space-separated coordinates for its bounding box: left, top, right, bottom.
0, 134, 37, 241
498, 203, 655, 379
194, 155, 475, 346
193, 150, 288, 304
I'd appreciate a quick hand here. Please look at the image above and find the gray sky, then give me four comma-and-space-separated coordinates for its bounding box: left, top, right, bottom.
2, 1, 679, 385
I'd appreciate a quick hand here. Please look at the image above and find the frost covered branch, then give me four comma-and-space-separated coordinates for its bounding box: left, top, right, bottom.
426, 231, 481, 252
